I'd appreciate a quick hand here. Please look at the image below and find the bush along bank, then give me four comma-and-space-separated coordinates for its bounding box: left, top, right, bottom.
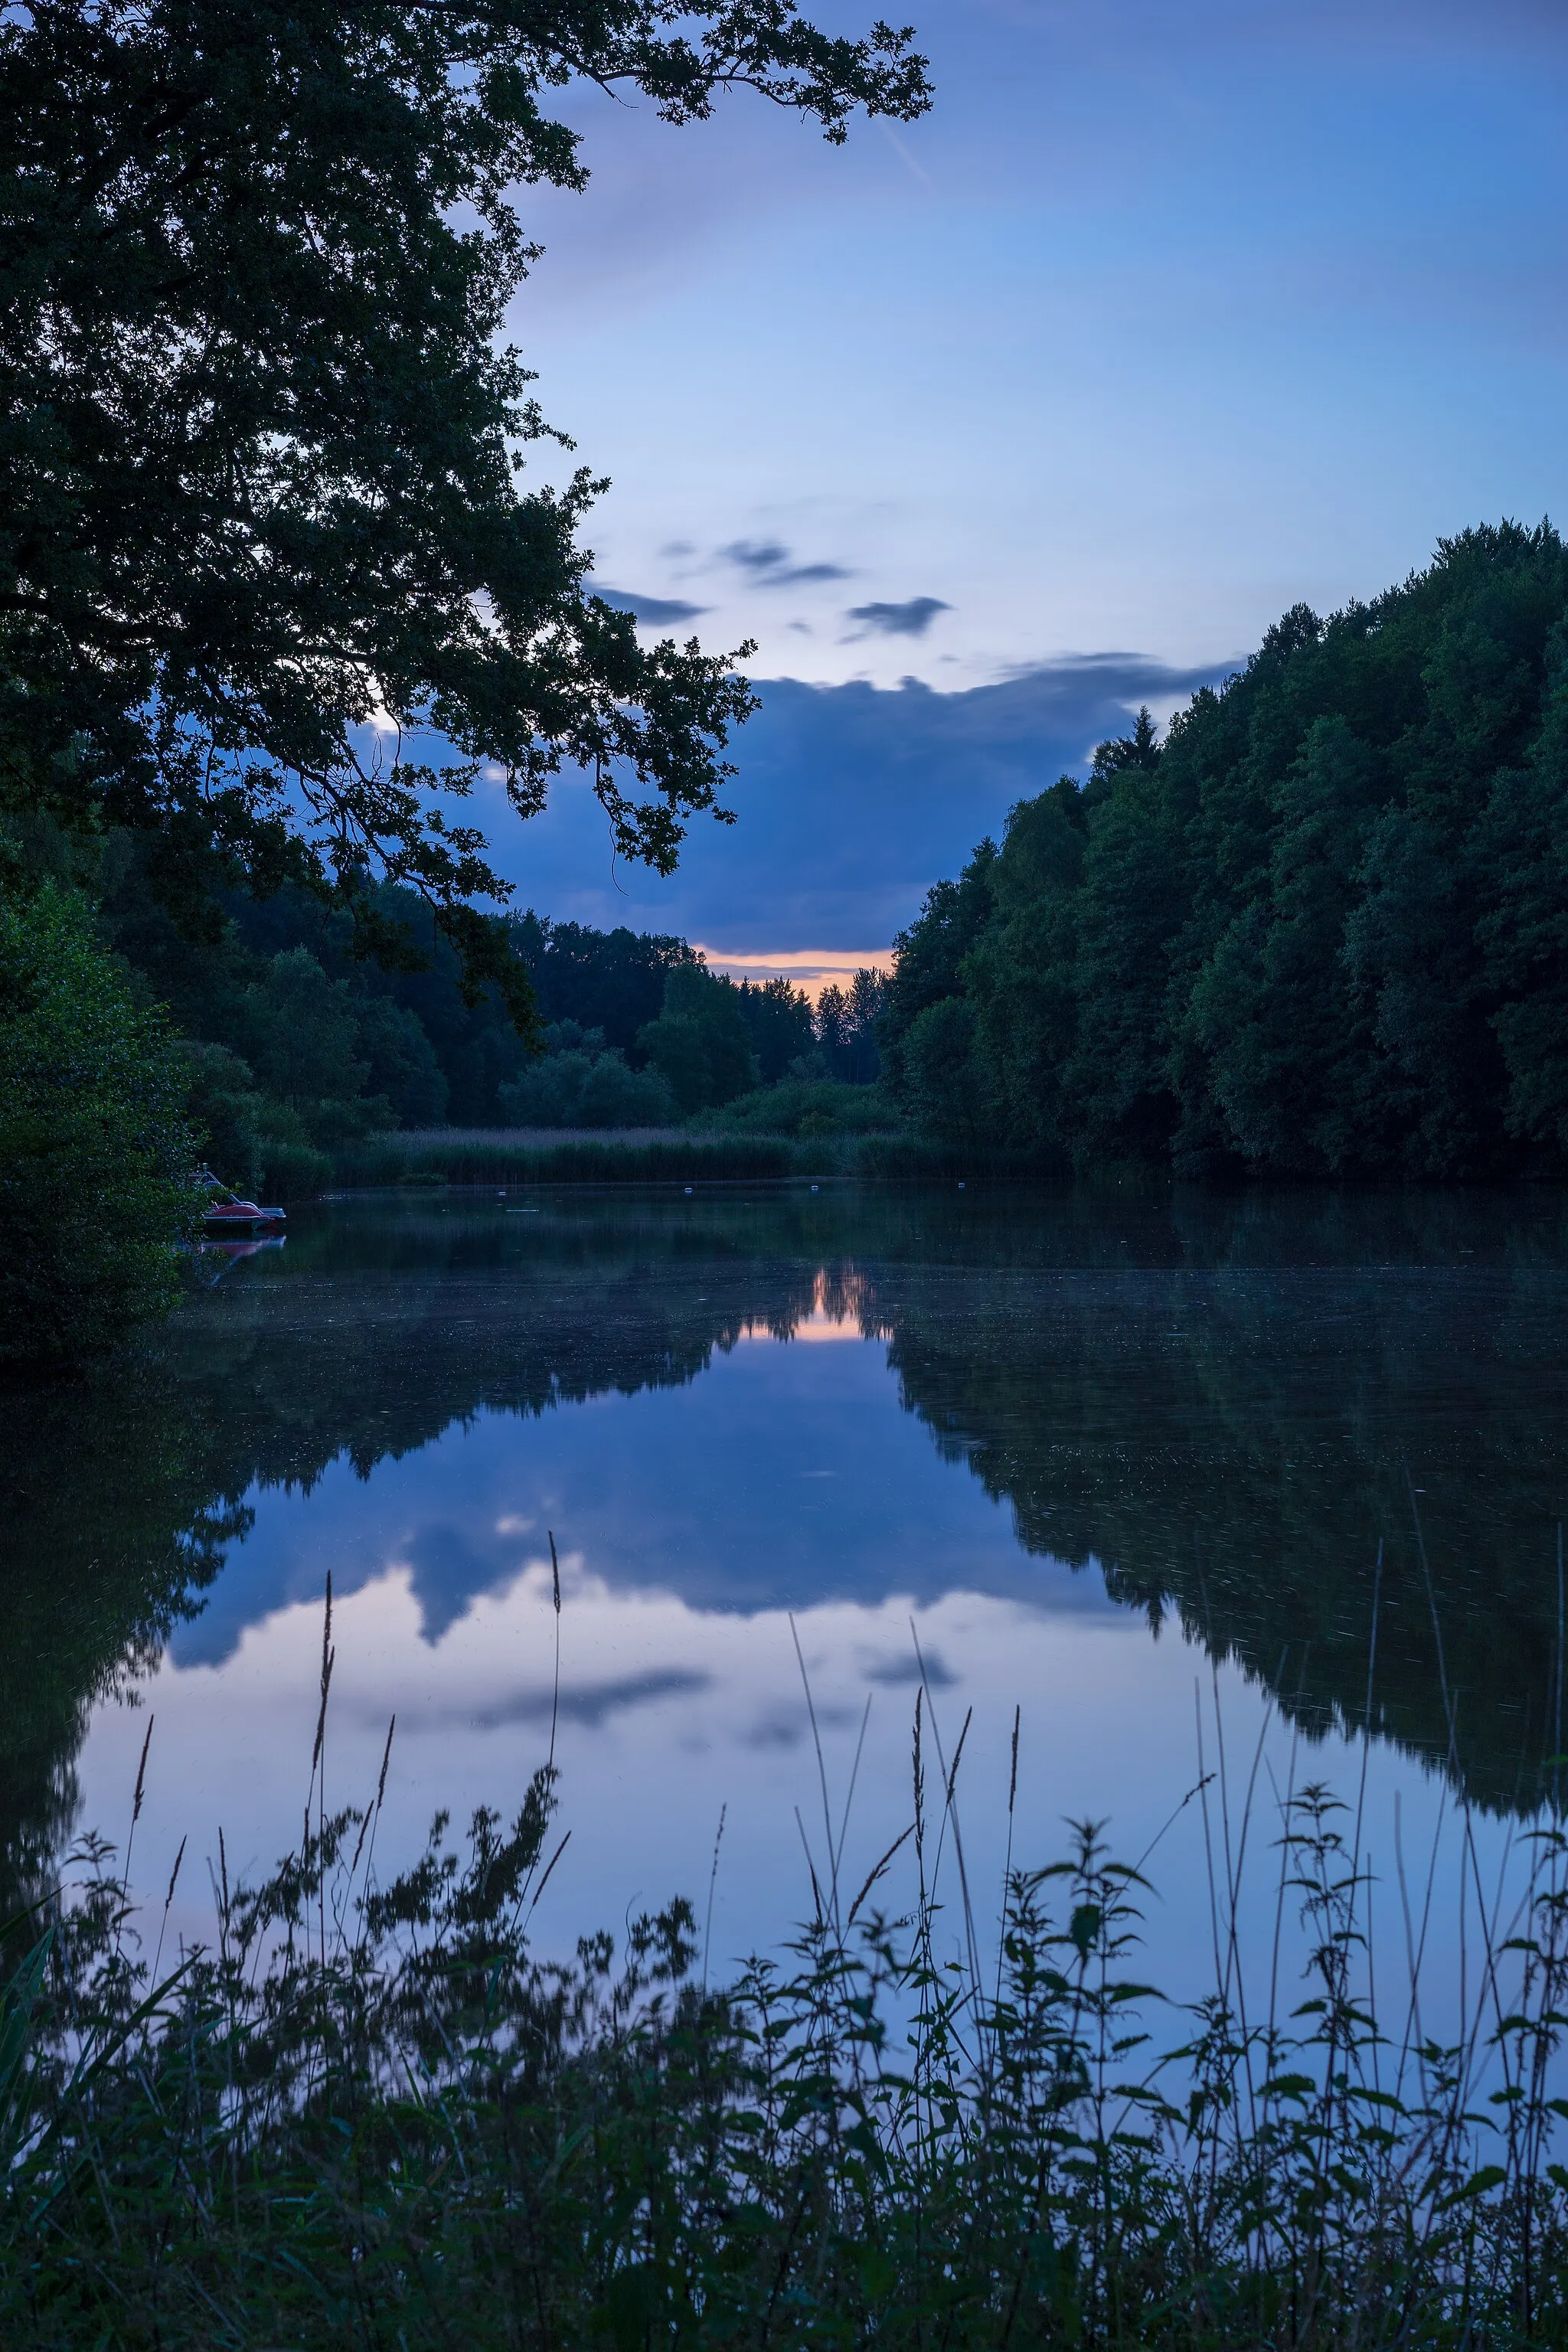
0, 877, 199, 1369
11, 1722, 1568, 2349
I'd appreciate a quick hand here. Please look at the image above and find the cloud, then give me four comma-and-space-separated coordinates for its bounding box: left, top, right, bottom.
724, 539, 790, 573
590, 583, 708, 624
486, 651, 1236, 948
862, 1647, 957, 1687
846, 596, 950, 639
743, 1699, 861, 1747
743, 1708, 808, 1749
724, 541, 851, 588
468, 1667, 713, 1730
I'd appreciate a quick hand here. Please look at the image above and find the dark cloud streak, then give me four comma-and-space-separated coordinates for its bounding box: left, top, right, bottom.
724, 541, 850, 588
469, 1668, 713, 1730
863, 1648, 957, 1687
590, 583, 708, 623
846, 596, 949, 638
724, 539, 790, 572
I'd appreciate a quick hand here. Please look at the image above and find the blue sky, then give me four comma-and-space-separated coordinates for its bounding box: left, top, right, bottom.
482, 0, 1568, 952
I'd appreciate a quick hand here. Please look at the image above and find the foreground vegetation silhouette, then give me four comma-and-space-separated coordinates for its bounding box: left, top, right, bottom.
10, 1677, 1568, 2348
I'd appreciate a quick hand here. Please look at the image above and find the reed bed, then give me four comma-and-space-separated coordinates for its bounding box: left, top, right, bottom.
8, 1589, 1568, 2347
326, 1129, 1063, 1186
332, 1131, 800, 1187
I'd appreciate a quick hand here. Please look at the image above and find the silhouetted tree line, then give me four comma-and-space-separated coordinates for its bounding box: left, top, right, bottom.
881, 524, 1568, 1177
74, 839, 883, 1184
494, 962, 887, 1125
816, 969, 888, 1084
94, 852, 698, 1183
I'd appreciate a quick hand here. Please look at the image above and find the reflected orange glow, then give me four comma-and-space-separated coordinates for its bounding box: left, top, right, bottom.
739, 1268, 879, 1343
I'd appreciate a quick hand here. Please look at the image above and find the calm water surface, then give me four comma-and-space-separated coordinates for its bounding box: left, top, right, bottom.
13, 1183, 1568, 2017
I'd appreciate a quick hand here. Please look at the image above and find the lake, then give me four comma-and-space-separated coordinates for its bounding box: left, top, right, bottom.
12, 1181, 1568, 2031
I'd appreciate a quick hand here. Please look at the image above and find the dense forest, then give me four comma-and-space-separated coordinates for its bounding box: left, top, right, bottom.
0, 819, 891, 1357
881, 523, 1568, 1178
83, 841, 888, 1191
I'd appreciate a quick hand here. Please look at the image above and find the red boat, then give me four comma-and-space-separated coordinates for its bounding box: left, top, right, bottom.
197, 1172, 286, 1230
201, 1197, 287, 1230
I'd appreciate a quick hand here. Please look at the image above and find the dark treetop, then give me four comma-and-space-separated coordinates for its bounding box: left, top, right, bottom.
880, 524, 1568, 1179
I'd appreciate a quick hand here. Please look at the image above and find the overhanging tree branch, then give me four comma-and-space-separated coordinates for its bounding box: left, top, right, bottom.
0, 0, 930, 1009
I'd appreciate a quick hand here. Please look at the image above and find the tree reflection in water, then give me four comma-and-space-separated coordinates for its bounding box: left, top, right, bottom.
8, 1181, 1568, 1911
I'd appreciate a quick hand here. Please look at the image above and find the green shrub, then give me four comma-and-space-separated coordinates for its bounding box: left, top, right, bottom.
0, 880, 198, 1367
171, 1042, 332, 1200
253, 1132, 335, 1200
637, 964, 759, 1111
698, 1077, 904, 1137
172, 1040, 268, 1191
497, 1022, 678, 1127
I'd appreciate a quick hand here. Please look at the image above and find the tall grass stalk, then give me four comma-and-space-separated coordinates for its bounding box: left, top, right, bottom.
8, 1600, 1568, 2344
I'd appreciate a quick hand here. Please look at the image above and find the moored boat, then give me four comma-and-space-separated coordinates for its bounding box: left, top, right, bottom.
201, 1198, 287, 1230
196, 1170, 286, 1230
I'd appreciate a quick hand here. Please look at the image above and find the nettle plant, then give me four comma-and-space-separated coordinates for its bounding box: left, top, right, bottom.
11, 1628, 1568, 2347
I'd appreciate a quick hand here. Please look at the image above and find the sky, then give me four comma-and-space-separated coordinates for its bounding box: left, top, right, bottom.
472, 655, 1222, 961
475, 0, 1568, 956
